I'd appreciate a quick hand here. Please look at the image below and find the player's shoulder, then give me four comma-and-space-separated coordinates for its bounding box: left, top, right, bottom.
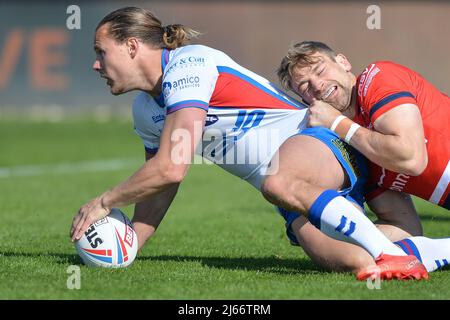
370, 60, 401, 69
170, 44, 222, 61
360, 60, 405, 77
164, 44, 222, 77
365, 60, 407, 69
357, 61, 408, 98
360, 61, 411, 81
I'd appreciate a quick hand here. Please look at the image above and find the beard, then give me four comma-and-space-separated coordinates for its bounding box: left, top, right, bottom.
324, 82, 352, 112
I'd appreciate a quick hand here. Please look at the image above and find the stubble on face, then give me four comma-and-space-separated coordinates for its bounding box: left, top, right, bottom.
291, 54, 354, 113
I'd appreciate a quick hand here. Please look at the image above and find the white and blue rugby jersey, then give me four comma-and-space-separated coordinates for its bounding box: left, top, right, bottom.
133, 45, 308, 190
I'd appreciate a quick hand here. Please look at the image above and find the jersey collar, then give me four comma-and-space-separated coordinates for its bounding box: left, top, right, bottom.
161, 48, 170, 74
156, 48, 171, 108
154, 93, 165, 108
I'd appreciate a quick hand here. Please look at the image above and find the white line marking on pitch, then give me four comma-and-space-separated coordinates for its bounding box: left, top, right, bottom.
0, 158, 142, 178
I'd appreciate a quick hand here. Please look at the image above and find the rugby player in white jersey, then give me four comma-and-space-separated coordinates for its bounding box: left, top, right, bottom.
70, 7, 429, 280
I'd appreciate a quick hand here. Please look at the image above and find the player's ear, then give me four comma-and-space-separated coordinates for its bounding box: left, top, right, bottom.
126, 37, 139, 59
335, 54, 352, 72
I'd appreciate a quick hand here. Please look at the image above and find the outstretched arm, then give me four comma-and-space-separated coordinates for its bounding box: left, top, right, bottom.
132, 152, 180, 251
70, 108, 206, 241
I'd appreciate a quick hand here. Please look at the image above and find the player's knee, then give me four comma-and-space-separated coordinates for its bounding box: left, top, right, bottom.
261, 175, 310, 213
261, 175, 284, 204
261, 174, 301, 204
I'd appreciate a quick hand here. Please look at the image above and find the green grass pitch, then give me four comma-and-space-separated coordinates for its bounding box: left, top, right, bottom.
0, 118, 449, 299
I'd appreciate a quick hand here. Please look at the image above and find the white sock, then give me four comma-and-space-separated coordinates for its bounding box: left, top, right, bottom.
395, 237, 450, 272
308, 190, 406, 258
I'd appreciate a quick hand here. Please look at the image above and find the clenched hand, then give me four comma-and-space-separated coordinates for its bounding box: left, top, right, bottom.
307, 98, 343, 129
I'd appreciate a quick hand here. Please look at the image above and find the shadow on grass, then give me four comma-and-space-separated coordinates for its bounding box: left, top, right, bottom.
0, 250, 81, 265
6, 250, 449, 277
418, 213, 450, 222
138, 254, 327, 276
0, 250, 326, 275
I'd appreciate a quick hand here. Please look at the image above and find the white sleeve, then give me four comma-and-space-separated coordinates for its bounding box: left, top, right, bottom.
132, 93, 163, 154
162, 48, 218, 115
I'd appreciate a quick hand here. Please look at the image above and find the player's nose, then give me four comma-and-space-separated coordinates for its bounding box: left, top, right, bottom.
92, 59, 102, 72
310, 78, 324, 97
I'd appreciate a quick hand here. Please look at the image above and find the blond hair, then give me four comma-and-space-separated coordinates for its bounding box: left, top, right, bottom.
96, 7, 201, 50
277, 41, 337, 90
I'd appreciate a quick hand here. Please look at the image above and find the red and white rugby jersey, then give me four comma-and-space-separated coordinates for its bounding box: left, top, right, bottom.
133, 45, 308, 190
354, 61, 450, 209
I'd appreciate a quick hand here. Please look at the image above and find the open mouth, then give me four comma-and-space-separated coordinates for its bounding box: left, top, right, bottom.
101, 76, 112, 86
322, 86, 337, 100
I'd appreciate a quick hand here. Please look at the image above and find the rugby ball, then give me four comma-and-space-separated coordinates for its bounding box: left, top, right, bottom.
75, 208, 138, 268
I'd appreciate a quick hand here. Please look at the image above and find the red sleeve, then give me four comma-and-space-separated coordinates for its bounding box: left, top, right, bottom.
357, 61, 418, 125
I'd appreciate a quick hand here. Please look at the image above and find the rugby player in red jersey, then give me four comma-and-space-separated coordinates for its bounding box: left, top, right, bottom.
278, 41, 450, 275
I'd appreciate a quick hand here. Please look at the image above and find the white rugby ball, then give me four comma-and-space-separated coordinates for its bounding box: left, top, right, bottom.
75, 208, 138, 268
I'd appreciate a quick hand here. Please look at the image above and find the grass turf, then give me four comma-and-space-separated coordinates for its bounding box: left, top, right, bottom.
0, 119, 449, 299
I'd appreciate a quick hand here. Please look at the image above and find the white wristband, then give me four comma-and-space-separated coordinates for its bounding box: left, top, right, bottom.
345, 123, 361, 143
330, 115, 347, 132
